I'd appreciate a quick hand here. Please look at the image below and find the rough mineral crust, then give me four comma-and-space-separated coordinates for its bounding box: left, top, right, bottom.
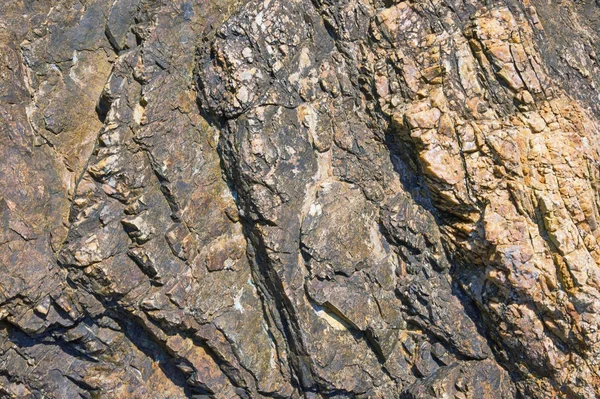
1, 0, 600, 398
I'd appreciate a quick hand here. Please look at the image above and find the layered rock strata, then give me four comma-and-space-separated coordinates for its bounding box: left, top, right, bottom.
2, 0, 600, 398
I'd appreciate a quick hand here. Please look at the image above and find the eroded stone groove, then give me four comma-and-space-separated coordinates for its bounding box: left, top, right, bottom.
2, 0, 600, 398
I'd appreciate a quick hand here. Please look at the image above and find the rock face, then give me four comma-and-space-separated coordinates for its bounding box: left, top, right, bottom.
1, 0, 600, 397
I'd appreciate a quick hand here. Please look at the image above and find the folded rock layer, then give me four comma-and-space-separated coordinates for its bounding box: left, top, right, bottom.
1, 0, 600, 398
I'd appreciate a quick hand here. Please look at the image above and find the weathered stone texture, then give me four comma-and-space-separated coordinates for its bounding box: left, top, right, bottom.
1, 0, 600, 398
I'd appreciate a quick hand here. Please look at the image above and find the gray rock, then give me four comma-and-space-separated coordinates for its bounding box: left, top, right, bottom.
1, 0, 600, 398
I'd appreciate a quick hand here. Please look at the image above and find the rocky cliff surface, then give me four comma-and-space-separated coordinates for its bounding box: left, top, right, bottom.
1, 0, 600, 398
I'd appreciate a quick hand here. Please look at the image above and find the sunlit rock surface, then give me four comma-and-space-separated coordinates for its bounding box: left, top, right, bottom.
2, 1, 600, 398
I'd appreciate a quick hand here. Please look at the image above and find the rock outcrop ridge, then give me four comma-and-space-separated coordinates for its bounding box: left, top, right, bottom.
1, 0, 600, 398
